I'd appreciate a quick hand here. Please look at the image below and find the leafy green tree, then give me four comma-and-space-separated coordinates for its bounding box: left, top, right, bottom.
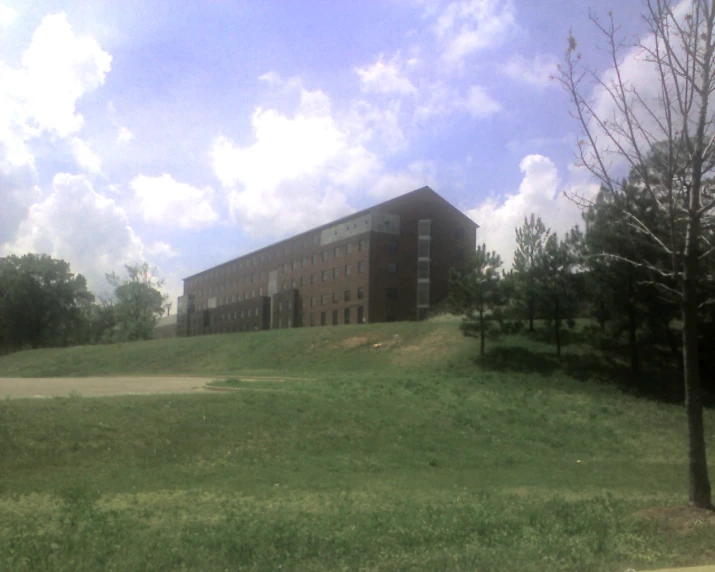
558, 1, 715, 507
106, 263, 167, 342
513, 214, 550, 332
0, 254, 94, 350
449, 244, 504, 356
535, 229, 582, 358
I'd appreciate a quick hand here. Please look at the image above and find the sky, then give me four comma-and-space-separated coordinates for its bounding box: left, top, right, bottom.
0, 0, 654, 306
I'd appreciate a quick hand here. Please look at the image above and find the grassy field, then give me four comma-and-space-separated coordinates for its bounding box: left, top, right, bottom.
1, 320, 714, 571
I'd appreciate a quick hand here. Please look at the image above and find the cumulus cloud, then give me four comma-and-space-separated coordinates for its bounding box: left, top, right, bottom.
147, 241, 180, 259
69, 137, 102, 173
0, 3, 16, 28
503, 54, 559, 89
433, 0, 517, 65
465, 154, 586, 268
415, 82, 500, 121
463, 85, 501, 117
130, 173, 219, 230
355, 55, 416, 95
116, 126, 133, 144
5, 173, 145, 291
370, 161, 437, 199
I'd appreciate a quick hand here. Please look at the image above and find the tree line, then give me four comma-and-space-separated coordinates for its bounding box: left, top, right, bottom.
0, 256, 168, 354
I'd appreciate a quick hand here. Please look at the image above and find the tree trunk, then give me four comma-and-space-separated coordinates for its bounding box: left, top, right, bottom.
479, 305, 485, 356
554, 299, 561, 358
682, 223, 712, 509
628, 281, 640, 380
528, 299, 534, 332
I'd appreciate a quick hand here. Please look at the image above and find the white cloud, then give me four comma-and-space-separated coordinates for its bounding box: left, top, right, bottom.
463, 85, 501, 117
18, 13, 112, 138
0, 3, 16, 28
69, 137, 102, 173
433, 0, 517, 65
504, 54, 558, 89
130, 173, 219, 230
117, 126, 133, 144
5, 173, 145, 292
369, 160, 437, 199
147, 241, 180, 259
355, 55, 416, 95
258, 71, 281, 84
465, 154, 586, 267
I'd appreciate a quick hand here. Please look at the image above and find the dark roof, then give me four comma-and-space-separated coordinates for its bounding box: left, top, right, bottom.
183, 186, 478, 281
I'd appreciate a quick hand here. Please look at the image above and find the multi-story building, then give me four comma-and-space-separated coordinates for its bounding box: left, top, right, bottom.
176, 186, 478, 336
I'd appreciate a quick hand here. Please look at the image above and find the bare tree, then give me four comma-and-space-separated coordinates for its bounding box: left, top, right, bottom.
557, 0, 715, 509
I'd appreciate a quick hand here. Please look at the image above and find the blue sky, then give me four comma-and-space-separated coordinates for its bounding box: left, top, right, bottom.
0, 0, 652, 305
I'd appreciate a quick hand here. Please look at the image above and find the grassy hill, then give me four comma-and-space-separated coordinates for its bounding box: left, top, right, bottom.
1, 320, 714, 571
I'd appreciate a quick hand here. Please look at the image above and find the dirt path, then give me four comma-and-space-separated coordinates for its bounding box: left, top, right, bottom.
0, 376, 217, 399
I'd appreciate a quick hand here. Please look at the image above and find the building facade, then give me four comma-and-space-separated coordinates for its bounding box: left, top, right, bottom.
177, 186, 477, 336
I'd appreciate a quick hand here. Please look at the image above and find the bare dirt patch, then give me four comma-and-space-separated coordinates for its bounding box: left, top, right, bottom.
0, 376, 216, 399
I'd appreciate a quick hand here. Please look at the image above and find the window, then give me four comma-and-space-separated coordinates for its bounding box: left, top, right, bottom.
278, 317, 283, 329
311, 273, 316, 285
332, 309, 338, 325
346, 243, 352, 254
322, 270, 328, 282
322, 251, 329, 262
454, 228, 464, 240
387, 262, 398, 273
333, 292, 339, 303
418, 260, 430, 279
387, 287, 398, 301
418, 219, 431, 237
240, 309, 245, 318
303, 257, 310, 267
418, 239, 430, 258
345, 264, 351, 276
310, 313, 316, 326
387, 240, 398, 254
278, 301, 283, 311
333, 267, 340, 279
301, 299, 305, 309
358, 261, 365, 273
293, 260, 299, 270
334, 246, 341, 257
287, 317, 292, 327
358, 239, 366, 252
300, 276, 305, 286
418, 282, 430, 306
321, 294, 328, 306
252, 289, 256, 297
291, 279, 296, 288
311, 296, 317, 308
357, 306, 364, 323
313, 234, 320, 245
312, 254, 319, 265
344, 308, 351, 325
320, 311, 326, 326
344, 289, 351, 302
288, 301, 293, 310
357, 287, 365, 300
456, 247, 464, 261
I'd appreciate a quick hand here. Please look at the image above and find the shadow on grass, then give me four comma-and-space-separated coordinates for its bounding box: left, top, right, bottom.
475, 344, 715, 407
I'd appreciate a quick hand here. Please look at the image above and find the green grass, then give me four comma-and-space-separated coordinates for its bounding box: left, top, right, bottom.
1, 321, 714, 570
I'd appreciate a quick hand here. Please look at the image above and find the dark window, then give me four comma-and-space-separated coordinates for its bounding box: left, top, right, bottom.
278, 301, 283, 311
320, 311, 326, 326
357, 287, 365, 299
387, 262, 397, 273
334, 246, 341, 257
333, 267, 339, 279
387, 240, 398, 254
293, 260, 299, 270
344, 289, 351, 302
418, 282, 430, 306
300, 276, 305, 286
313, 234, 320, 245
418, 239, 430, 258
387, 287, 398, 301
346, 243, 353, 254
345, 264, 351, 276
310, 313, 316, 326
322, 270, 328, 282
332, 309, 338, 325
456, 247, 464, 260
291, 279, 297, 288
311, 273, 316, 284
359, 239, 366, 252
358, 261, 365, 273
322, 251, 329, 262
321, 294, 328, 305
311, 297, 317, 308
418, 220, 431, 237
332, 291, 339, 303
418, 260, 430, 279
344, 308, 351, 325
312, 254, 319, 265
357, 306, 364, 323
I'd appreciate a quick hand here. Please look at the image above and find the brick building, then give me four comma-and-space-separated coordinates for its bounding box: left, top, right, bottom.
176, 186, 477, 336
